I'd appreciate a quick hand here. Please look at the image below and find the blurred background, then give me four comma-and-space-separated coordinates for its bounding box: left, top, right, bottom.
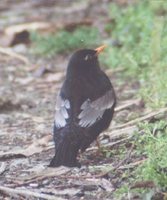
1, 0, 167, 199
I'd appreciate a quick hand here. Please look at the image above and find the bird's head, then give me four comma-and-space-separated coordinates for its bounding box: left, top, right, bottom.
67, 45, 106, 73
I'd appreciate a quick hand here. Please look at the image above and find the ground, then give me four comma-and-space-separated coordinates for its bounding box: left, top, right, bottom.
0, 1, 167, 200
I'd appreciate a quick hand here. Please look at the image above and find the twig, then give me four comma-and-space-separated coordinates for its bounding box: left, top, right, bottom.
0, 162, 7, 174
107, 125, 137, 139
115, 99, 140, 112
0, 186, 63, 200
87, 136, 133, 152
112, 107, 167, 130
9, 167, 71, 185
118, 159, 146, 169
5, 22, 51, 35
91, 159, 146, 178
0, 47, 29, 64
113, 144, 135, 171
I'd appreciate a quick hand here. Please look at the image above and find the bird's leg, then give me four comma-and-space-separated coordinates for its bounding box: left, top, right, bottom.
95, 137, 103, 156
96, 138, 100, 150
78, 149, 82, 158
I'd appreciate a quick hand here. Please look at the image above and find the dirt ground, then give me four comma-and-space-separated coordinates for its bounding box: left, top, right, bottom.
0, 1, 149, 199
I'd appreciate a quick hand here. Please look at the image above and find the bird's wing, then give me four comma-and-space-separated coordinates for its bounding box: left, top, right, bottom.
54, 94, 70, 128
78, 89, 115, 127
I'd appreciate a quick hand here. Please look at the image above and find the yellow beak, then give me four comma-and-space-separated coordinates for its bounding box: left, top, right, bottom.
95, 45, 107, 55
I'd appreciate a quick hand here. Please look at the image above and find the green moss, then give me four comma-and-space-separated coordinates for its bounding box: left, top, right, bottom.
114, 185, 129, 199
135, 120, 167, 188
31, 26, 100, 57
103, 0, 167, 108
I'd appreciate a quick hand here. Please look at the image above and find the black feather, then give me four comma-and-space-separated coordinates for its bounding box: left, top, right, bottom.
49, 124, 82, 167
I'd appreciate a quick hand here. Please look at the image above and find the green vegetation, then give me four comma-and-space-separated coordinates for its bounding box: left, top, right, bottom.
31, 26, 100, 56
114, 120, 167, 199
104, 1, 167, 197
135, 121, 167, 188
104, 0, 167, 108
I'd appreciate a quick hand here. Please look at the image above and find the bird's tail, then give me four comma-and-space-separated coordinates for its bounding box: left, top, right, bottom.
49, 132, 81, 168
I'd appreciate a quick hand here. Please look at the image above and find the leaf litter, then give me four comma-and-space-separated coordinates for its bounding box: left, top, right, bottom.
0, 1, 166, 199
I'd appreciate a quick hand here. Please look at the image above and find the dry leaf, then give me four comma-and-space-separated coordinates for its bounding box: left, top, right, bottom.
5, 22, 52, 36
10, 30, 30, 46
0, 135, 52, 160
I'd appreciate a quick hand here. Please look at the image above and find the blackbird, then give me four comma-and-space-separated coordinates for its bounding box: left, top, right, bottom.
49, 45, 116, 167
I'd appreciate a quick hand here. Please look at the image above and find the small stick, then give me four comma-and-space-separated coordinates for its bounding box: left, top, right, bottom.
0, 162, 7, 174
0, 47, 29, 64
112, 107, 167, 129
108, 125, 137, 138
115, 99, 140, 112
0, 186, 64, 200
113, 144, 135, 171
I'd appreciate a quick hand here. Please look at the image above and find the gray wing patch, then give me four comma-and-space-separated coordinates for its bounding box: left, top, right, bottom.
78, 90, 115, 127
54, 94, 70, 128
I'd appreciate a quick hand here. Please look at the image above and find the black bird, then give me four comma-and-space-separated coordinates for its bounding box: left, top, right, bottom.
49, 45, 116, 167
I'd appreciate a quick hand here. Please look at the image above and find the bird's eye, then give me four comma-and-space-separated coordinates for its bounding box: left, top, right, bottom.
84, 55, 91, 61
